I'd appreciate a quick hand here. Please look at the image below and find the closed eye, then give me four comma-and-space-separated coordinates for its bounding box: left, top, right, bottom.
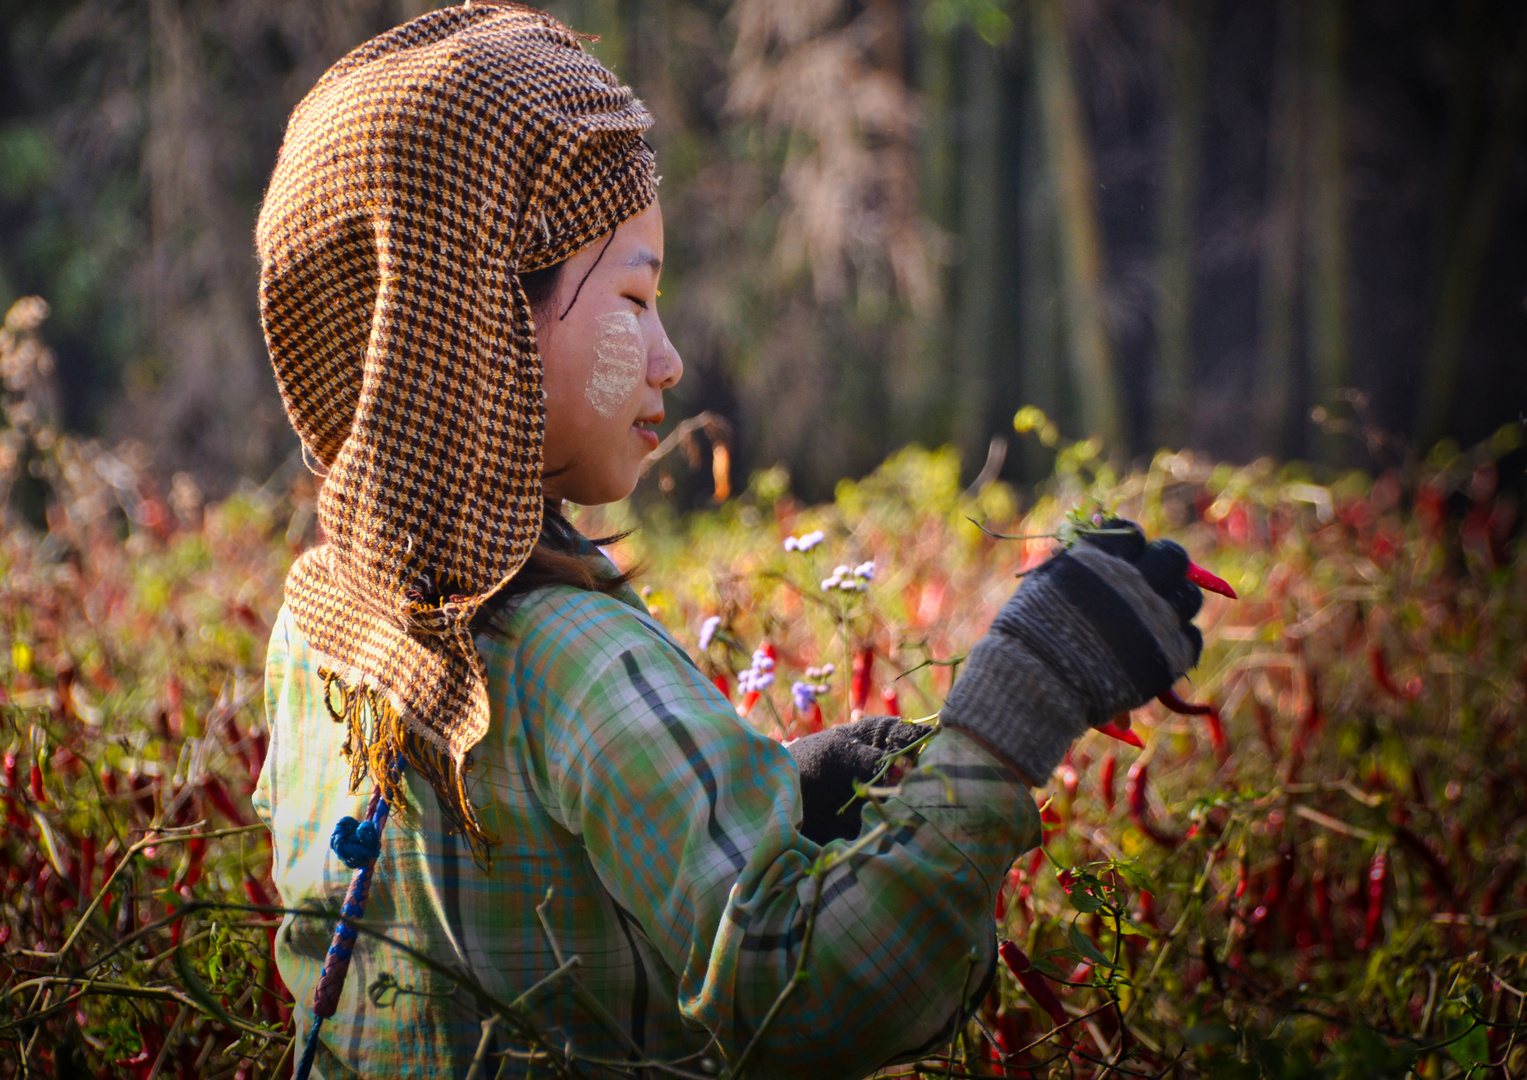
626, 295, 649, 311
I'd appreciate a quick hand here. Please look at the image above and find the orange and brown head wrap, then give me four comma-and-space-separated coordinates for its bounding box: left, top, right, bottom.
256, 2, 657, 863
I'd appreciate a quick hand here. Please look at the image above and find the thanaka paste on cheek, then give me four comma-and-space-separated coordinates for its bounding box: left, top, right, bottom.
586, 312, 644, 418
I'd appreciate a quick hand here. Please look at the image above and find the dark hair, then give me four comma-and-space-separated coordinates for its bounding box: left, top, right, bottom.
518, 260, 566, 321
473, 501, 639, 636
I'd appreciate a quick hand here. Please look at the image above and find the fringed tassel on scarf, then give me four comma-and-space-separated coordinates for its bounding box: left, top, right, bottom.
318, 667, 494, 869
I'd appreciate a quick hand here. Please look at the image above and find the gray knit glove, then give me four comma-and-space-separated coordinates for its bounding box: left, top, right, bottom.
940, 520, 1204, 784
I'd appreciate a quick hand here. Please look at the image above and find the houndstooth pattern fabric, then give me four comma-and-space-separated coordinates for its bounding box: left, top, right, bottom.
255, 1, 658, 859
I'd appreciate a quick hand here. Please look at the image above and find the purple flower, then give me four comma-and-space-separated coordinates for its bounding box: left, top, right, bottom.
854, 561, 876, 581
791, 681, 818, 712
698, 615, 721, 651
785, 530, 825, 553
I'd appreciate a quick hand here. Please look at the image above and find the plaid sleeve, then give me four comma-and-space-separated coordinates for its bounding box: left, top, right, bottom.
518, 595, 1042, 1077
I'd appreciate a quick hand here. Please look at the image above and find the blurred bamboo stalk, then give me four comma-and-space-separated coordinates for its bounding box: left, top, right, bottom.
954, 32, 1004, 467
1031, 0, 1125, 455
1153, 0, 1211, 448
1304, 0, 1350, 464
1257, 0, 1306, 458
1416, 12, 1527, 449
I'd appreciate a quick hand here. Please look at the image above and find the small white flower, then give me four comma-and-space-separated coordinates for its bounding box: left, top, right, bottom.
698, 616, 721, 651
821, 576, 841, 591
797, 530, 824, 551
783, 537, 799, 552
854, 561, 876, 580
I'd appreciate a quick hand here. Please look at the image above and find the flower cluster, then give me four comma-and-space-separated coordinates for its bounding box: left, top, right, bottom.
790, 663, 835, 711
783, 530, 824, 552
821, 561, 875, 592
697, 615, 722, 651
737, 646, 776, 694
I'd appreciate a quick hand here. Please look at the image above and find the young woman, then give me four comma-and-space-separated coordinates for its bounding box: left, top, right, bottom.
253, 5, 1207, 1076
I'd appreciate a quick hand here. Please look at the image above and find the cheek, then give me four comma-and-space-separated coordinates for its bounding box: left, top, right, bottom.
584, 312, 644, 419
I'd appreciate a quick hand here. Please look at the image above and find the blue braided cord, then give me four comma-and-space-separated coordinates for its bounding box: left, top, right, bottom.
330, 816, 382, 869
295, 1014, 324, 1080
295, 761, 401, 1080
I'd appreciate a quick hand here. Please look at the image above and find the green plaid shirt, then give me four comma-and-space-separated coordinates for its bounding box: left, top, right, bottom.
254, 581, 1041, 1078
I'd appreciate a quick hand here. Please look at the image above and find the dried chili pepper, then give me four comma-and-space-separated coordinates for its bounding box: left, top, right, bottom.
199, 773, 251, 827
1099, 752, 1118, 812
998, 939, 1069, 1029
1126, 760, 1181, 848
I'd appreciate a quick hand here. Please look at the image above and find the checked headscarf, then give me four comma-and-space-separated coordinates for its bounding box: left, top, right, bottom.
255, 1, 657, 864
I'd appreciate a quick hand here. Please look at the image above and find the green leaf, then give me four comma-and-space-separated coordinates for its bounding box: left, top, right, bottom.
1067, 923, 1117, 970
1068, 887, 1104, 914
1444, 1018, 1488, 1068
175, 937, 246, 1034
1114, 861, 1152, 891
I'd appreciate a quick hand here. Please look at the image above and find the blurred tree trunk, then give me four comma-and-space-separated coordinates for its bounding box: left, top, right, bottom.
1416, 12, 1527, 449
1153, 0, 1211, 449
1030, 0, 1125, 456
1303, 0, 1350, 464
953, 32, 1003, 468
1015, 7, 1064, 480
1257, 0, 1305, 459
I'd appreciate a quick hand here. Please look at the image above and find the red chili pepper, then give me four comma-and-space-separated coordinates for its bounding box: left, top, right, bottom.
850, 646, 874, 715
802, 701, 824, 737
199, 773, 251, 827
1356, 849, 1388, 950
1185, 562, 1237, 599
711, 671, 731, 699
1205, 707, 1228, 761
1369, 646, 1422, 701
1247, 843, 1295, 932
169, 884, 194, 946
1096, 720, 1143, 748
179, 836, 207, 889
1099, 752, 1117, 812
997, 939, 1069, 1028
881, 686, 900, 717
1126, 761, 1181, 848
1135, 888, 1156, 928
28, 760, 44, 803
1040, 802, 1063, 845
1312, 858, 1335, 957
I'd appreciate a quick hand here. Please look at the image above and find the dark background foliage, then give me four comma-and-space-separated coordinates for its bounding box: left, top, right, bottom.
1, 0, 1524, 501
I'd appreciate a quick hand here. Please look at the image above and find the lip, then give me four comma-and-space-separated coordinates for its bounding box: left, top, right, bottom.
633, 415, 663, 451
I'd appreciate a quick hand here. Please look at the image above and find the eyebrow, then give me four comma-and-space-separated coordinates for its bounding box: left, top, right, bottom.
624, 247, 663, 274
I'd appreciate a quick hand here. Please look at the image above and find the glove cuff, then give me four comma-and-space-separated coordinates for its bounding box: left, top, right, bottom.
939, 632, 1092, 784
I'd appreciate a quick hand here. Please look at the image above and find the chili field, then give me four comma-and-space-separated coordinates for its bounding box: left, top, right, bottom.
2, 303, 1526, 1077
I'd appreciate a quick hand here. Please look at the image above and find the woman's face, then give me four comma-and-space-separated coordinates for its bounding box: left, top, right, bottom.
534, 201, 681, 506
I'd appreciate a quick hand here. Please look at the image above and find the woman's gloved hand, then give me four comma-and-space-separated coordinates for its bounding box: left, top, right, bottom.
940, 519, 1204, 785
787, 716, 927, 844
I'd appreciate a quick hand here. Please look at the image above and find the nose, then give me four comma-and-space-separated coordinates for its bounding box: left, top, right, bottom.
649, 317, 682, 390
